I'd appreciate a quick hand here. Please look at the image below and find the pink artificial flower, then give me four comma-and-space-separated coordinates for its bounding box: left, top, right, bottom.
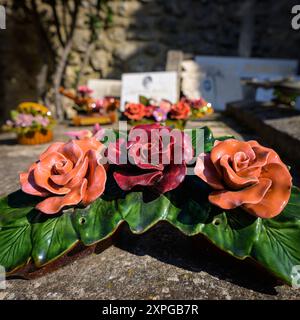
65, 130, 93, 140
77, 85, 94, 96
15, 114, 34, 127
34, 115, 50, 127
159, 100, 172, 113
92, 123, 105, 141
65, 124, 105, 141
95, 99, 104, 109
153, 108, 168, 122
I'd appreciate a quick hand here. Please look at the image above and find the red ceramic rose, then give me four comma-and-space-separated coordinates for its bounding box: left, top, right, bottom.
20, 138, 107, 214
108, 123, 193, 193
195, 139, 292, 218
170, 100, 191, 120
124, 103, 146, 121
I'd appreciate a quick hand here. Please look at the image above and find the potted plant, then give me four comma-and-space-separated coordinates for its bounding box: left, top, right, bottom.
3, 102, 55, 145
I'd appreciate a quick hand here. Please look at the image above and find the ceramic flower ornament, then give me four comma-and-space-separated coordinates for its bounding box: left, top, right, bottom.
108, 123, 193, 193
194, 139, 292, 218
124, 103, 146, 121
2, 124, 300, 286
20, 138, 107, 214
170, 100, 191, 120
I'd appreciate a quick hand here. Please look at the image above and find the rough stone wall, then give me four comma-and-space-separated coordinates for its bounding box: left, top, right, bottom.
1, 0, 300, 120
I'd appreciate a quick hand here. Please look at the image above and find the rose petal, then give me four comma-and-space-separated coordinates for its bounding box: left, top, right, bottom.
107, 138, 126, 165
183, 133, 194, 163
232, 152, 249, 172
128, 143, 164, 171
36, 179, 88, 214
20, 164, 50, 197
34, 153, 71, 194
236, 146, 270, 179
194, 153, 224, 190
74, 137, 102, 155
220, 154, 259, 190
39, 142, 64, 161
114, 170, 163, 191
82, 150, 107, 205
243, 163, 292, 218
50, 156, 89, 186
209, 178, 272, 210
248, 140, 283, 166
53, 159, 73, 175
211, 139, 256, 175
60, 139, 84, 164
155, 164, 186, 193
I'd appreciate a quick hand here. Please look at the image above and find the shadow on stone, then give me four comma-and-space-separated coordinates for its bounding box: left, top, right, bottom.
115, 222, 279, 295
0, 137, 18, 145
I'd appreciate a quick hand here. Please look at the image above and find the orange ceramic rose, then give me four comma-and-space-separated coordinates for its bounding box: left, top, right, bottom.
170, 100, 191, 120
124, 103, 146, 121
20, 138, 107, 214
195, 139, 292, 218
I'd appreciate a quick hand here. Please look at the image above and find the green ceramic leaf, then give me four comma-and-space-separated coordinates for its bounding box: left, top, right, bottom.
73, 198, 122, 245
216, 135, 235, 141
1, 183, 300, 286
119, 192, 180, 233
250, 187, 300, 283
0, 191, 37, 272
139, 95, 150, 105
202, 126, 215, 152
31, 211, 79, 267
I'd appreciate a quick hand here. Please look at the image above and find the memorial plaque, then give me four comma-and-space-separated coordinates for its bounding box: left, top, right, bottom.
87, 79, 121, 99
120, 71, 179, 110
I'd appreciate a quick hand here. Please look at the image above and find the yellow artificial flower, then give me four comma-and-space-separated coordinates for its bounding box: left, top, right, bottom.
17, 102, 51, 116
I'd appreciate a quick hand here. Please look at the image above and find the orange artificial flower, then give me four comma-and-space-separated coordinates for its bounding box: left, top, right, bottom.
170, 100, 191, 120
20, 138, 107, 214
194, 139, 292, 218
124, 103, 146, 121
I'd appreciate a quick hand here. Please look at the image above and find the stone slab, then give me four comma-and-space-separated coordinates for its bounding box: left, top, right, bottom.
226, 101, 300, 172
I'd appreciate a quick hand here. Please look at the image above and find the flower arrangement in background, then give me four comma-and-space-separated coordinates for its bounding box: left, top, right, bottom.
3, 102, 55, 145
59, 85, 119, 125
60, 86, 120, 115
186, 97, 214, 119
123, 96, 214, 127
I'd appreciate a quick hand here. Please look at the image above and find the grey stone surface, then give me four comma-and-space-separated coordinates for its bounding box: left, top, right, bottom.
0, 115, 299, 300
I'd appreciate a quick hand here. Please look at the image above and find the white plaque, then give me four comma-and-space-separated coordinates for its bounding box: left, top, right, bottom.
87, 79, 121, 99
120, 71, 179, 110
